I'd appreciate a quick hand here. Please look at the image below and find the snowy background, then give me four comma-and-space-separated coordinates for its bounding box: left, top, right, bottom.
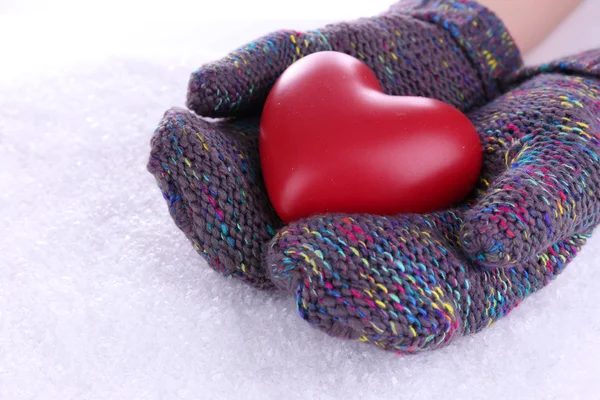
2, 1, 600, 399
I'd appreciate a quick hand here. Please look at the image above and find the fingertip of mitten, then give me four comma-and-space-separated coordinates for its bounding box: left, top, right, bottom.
264, 233, 365, 342
146, 107, 187, 180
460, 211, 535, 268
264, 233, 305, 293
460, 221, 510, 268
186, 58, 271, 118
186, 66, 227, 117
265, 216, 465, 353
186, 30, 304, 118
147, 107, 197, 236
146, 107, 276, 288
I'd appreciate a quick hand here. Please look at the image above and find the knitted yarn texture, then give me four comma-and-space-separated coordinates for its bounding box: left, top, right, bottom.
147, 0, 600, 353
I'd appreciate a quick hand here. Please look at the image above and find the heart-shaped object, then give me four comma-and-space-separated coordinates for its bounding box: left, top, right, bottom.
260, 51, 482, 223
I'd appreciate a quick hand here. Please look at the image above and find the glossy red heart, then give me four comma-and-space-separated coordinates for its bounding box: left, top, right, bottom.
259, 51, 482, 223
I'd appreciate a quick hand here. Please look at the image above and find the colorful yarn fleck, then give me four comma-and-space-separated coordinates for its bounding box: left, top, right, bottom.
147, 0, 600, 353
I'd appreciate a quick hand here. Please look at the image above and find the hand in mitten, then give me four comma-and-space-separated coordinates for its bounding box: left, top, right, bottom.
148, 0, 521, 289
266, 53, 600, 351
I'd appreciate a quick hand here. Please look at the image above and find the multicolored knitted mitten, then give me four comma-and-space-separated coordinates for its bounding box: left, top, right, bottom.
265, 56, 600, 351
147, 0, 600, 352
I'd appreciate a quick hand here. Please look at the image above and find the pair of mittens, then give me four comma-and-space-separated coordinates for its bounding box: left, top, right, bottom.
147, 0, 600, 352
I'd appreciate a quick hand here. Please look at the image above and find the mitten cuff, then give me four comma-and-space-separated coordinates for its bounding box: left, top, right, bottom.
392, 0, 523, 99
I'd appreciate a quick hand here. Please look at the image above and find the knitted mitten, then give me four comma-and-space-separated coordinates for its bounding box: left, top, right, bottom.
148, 0, 522, 289
266, 53, 600, 351
187, 0, 521, 118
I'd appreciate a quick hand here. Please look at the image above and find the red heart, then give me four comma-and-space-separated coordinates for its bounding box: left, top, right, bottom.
259, 51, 482, 223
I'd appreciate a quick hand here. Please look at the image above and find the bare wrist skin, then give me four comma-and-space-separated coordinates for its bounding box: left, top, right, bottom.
478, 0, 583, 53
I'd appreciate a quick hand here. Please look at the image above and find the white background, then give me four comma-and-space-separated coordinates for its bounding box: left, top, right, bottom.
2, 1, 600, 399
